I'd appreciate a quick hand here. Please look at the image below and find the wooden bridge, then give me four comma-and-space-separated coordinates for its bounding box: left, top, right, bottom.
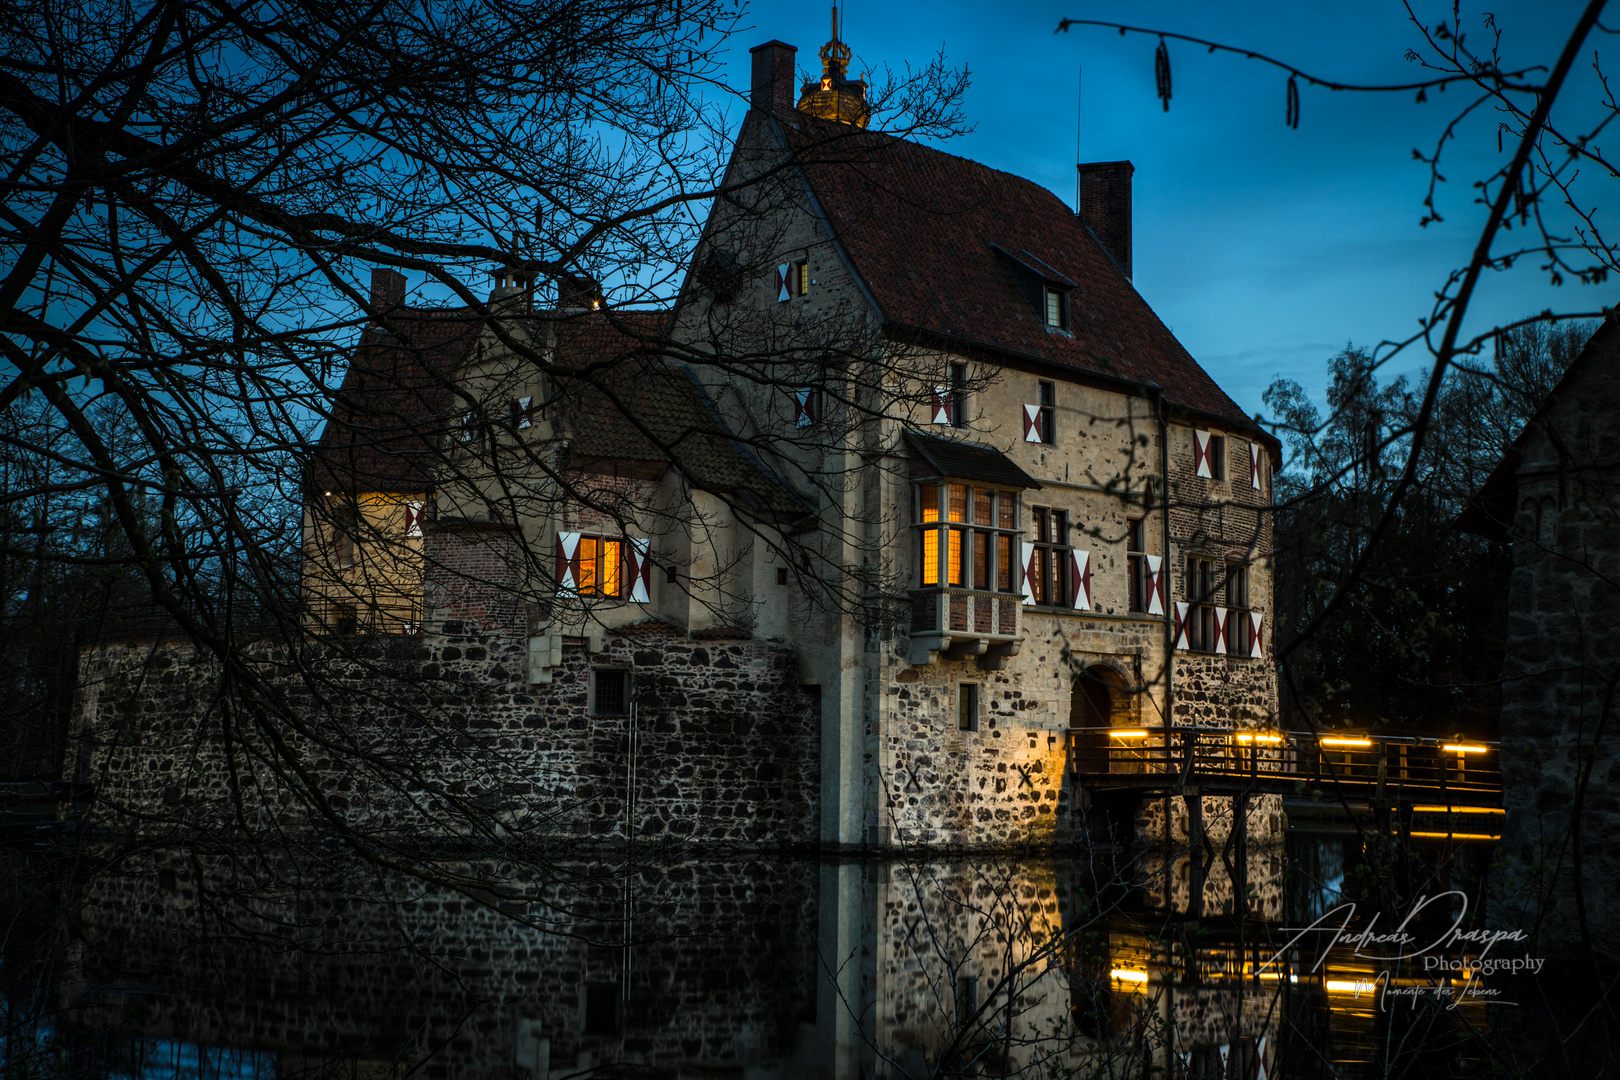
1066, 726, 1502, 809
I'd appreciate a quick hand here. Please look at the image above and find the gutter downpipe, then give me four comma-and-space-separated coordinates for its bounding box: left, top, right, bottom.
1152, 380, 1176, 1074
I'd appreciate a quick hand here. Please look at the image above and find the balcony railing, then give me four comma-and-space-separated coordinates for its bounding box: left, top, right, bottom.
1065, 727, 1501, 802
907, 586, 1022, 667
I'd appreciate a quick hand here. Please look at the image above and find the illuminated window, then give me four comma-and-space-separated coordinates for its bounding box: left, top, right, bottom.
795, 260, 810, 296
915, 484, 1020, 593
576, 535, 625, 598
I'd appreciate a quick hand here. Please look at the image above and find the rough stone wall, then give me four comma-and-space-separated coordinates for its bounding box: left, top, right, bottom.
64, 851, 819, 1079
1492, 321, 1620, 958
73, 521, 819, 849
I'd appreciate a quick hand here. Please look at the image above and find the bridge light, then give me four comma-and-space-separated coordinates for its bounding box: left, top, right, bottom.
1320, 737, 1372, 748
1110, 969, 1148, 983
1235, 732, 1284, 744
1108, 729, 1149, 739
1443, 744, 1489, 754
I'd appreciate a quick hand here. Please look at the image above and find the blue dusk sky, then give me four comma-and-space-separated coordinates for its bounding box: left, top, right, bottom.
719, 0, 1616, 416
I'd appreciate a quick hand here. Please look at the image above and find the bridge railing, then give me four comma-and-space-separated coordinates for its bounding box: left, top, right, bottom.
1065, 727, 1500, 797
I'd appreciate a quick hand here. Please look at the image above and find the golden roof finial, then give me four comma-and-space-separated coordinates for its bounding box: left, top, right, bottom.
797, 3, 869, 127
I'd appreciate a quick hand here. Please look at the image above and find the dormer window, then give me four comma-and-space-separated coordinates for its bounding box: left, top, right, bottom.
1044, 288, 1067, 329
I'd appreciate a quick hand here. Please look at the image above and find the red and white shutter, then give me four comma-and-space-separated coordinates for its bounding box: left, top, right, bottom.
518, 396, 534, 429
1021, 541, 1037, 605
555, 531, 581, 594
404, 500, 424, 538
776, 264, 792, 302
1212, 606, 1228, 655
625, 537, 652, 602
1249, 441, 1262, 489
1249, 612, 1264, 659
932, 386, 952, 425
1194, 430, 1213, 478
1023, 404, 1043, 442
1144, 554, 1164, 615
794, 388, 815, 427
1172, 602, 1189, 650
1070, 549, 1092, 610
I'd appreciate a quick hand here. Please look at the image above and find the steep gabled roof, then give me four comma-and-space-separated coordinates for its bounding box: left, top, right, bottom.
553, 311, 813, 520
779, 116, 1254, 427
1457, 310, 1619, 541
310, 307, 482, 494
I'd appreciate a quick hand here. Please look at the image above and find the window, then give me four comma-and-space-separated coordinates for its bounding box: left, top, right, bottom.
776, 566, 788, 585
956, 975, 980, 1019
1028, 506, 1071, 607
794, 259, 810, 296
583, 983, 620, 1035
1186, 557, 1218, 652
1210, 434, 1227, 481
576, 535, 624, 597
949, 362, 968, 428
957, 683, 979, 731
1225, 562, 1252, 655
592, 669, 629, 715
1037, 381, 1056, 445
1044, 288, 1068, 329
916, 483, 1020, 593
332, 601, 357, 636
1127, 518, 1149, 613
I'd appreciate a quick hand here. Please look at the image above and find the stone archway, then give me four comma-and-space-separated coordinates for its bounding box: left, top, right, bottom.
1068, 663, 1133, 773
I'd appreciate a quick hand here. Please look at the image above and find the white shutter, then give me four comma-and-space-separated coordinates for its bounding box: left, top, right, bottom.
794, 388, 814, 427
1212, 605, 1228, 655
932, 386, 952, 425
518, 397, 533, 429
1021, 541, 1036, 605
555, 531, 581, 594
1250, 441, 1262, 489
1023, 404, 1043, 442
405, 500, 424, 538
776, 263, 791, 302
627, 537, 651, 602
1194, 430, 1213, 478
1070, 549, 1091, 610
1250, 612, 1264, 659
1145, 554, 1163, 615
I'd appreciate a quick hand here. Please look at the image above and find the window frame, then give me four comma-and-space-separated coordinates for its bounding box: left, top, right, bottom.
574, 533, 626, 599
591, 668, 631, 716
914, 482, 1022, 593
1126, 518, 1149, 613
949, 362, 968, 429
1225, 561, 1252, 656
1043, 287, 1069, 330
1210, 433, 1228, 482
793, 259, 810, 297
1027, 504, 1072, 607
957, 682, 980, 732
1036, 381, 1056, 445
1186, 556, 1219, 653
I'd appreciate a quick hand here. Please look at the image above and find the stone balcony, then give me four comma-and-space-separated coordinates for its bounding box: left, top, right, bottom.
907, 586, 1023, 668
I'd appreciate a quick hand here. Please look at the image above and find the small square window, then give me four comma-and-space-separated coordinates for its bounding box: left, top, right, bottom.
584, 982, 619, 1036
665, 564, 677, 584
957, 683, 979, 732
593, 670, 629, 715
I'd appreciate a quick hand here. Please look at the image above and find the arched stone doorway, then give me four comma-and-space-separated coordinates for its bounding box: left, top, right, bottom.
1068, 663, 1133, 773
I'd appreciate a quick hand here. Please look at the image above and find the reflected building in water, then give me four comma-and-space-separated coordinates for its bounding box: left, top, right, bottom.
54, 833, 1495, 1080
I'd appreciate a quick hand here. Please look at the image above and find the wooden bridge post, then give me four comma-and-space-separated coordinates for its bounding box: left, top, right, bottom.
1234, 790, 1248, 922
1186, 785, 1204, 921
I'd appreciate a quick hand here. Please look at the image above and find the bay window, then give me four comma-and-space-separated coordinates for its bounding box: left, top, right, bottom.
917, 483, 1020, 592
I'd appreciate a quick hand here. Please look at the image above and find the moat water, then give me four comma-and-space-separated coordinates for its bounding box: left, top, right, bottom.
1, 828, 1553, 1079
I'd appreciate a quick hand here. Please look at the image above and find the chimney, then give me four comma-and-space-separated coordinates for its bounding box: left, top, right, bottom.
369, 268, 407, 312
1077, 161, 1134, 279
750, 41, 798, 116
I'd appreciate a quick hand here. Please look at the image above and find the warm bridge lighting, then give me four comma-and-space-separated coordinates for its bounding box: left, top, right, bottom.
1110, 969, 1148, 983
1412, 805, 1504, 814
1235, 732, 1284, 744
1409, 830, 1502, 841
1109, 730, 1149, 740
1443, 744, 1490, 754
1320, 737, 1373, 748
1325, 979, 1377, 994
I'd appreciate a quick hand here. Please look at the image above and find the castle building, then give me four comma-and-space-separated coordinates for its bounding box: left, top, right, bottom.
295, 26, 1282, 850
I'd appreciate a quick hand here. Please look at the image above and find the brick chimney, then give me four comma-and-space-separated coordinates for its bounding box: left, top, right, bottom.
1077, 161, 1134, 279
557, 273, 603, 311
369, 268, 407, 312
750, 41, 798, 116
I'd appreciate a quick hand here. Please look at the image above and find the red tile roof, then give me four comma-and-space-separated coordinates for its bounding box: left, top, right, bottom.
310, 307, 482, 493
782, 116, 1255, 426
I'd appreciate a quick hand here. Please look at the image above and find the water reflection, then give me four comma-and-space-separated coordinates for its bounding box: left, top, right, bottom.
27, 832, 1505, 1079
